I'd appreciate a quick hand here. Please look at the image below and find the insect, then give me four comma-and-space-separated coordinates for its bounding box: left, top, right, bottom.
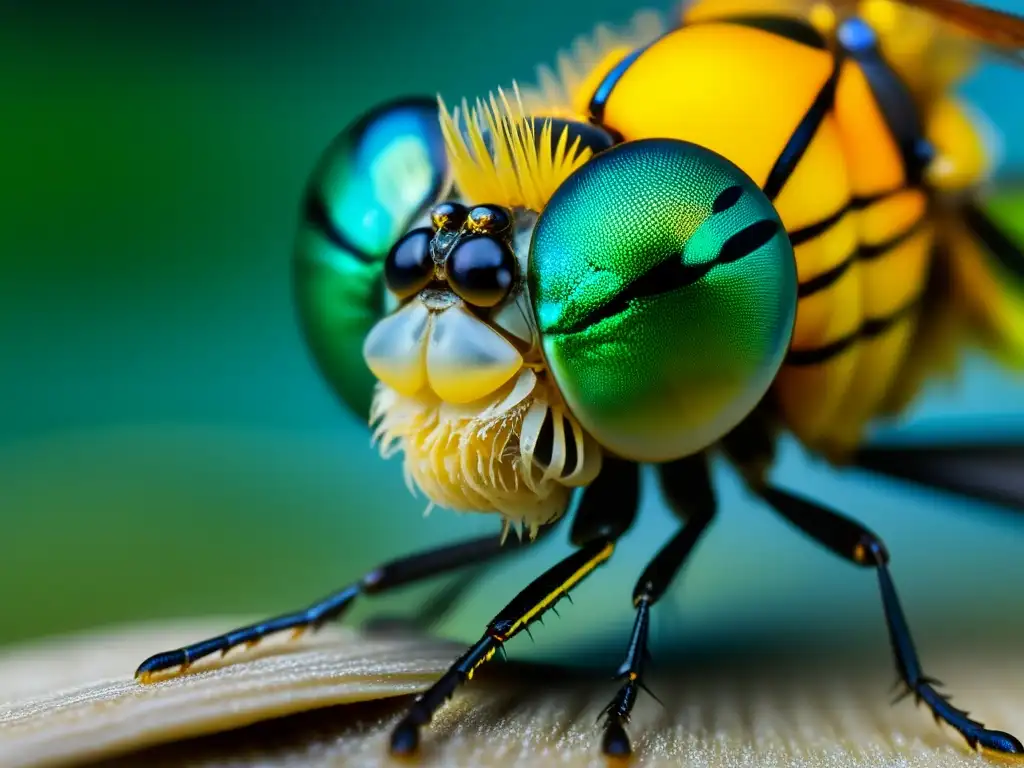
135, 0, 1024, 758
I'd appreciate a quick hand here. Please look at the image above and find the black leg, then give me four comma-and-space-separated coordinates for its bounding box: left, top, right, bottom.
389, 458, 642, 756
758, 483, 1023, 754
362, 568, 482, 634
364, 522, 564, 634
601, 453, 717, 757
853, 441, 1024, 513
135, 528, 549, 682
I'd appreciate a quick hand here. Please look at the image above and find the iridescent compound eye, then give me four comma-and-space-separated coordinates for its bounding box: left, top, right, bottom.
293, 98, 448, 419
384, 227, 434, 299
529, 138, 797, 462
446, 235, 517, 308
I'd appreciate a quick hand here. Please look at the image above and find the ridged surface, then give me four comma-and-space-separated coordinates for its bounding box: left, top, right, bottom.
2, 621, 1023, 768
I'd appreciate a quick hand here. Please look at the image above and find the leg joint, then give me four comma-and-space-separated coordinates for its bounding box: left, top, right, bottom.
570, 458, 640, 546
853, 532, 889, 566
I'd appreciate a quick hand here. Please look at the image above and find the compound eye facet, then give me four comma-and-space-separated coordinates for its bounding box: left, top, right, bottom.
384, 227, 434, 299
446, 235, 517, 308
529, 138, 797, 463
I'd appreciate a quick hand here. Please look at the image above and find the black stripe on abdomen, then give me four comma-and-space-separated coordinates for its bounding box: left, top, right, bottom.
797, 252, 856, 298
794, 213, 928, 298
788, 189, 904, 246
787, 187, 923, 298
588, 45, 651, 124
785, 294, 920, 366
719, 15, 827, 49
858, 217, 929, 261
559, 218, 782, 335
762, 53, 843, 202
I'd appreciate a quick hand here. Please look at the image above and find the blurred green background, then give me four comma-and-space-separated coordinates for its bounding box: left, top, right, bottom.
2, 0, 1023, 667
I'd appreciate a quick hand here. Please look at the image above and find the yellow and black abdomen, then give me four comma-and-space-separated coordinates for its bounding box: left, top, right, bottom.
575, 15, 938, 456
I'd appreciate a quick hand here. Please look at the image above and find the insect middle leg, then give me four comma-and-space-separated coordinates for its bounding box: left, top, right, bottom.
135, 526, 554, 682
600, 453, 717, 757
757, 483, 1024, 754
388, 456, 642, 756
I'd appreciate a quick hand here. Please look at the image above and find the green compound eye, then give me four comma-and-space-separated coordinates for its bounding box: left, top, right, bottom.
529, 138, 797, 462
294, 98, 449, 419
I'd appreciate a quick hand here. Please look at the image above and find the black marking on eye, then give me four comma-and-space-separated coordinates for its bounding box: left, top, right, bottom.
718, 219, 781, 264
962, 203, 1024, 282
785, 295, 921, 366
564, 218, 783, 333
712, 185, 743, 214
762, 52, 843, 202
303, 190, 375, 264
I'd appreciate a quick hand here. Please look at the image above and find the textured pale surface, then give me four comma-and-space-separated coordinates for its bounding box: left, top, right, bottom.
1, 621, 1023, 768
0, 622, 457, 768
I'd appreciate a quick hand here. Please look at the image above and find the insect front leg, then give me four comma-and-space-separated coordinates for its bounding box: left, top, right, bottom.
600, 453, 717, 757
134, 529, 550, 682
757, 483, 1024, 755
388, 457, 642, 756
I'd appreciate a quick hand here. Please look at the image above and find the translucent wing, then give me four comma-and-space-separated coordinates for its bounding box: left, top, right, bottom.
864, 189, 1024, 515
882, 186, 1024, 415
683, 1, 1023, 65
892, 0, 1024, 62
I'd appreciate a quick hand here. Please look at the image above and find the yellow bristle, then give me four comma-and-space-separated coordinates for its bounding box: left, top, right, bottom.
438, 85, 592, 213
518, 9, 665, 118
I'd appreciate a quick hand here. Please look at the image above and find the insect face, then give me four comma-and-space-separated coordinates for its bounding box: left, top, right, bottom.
364, 199, 601, 528
365, 201, 531, 405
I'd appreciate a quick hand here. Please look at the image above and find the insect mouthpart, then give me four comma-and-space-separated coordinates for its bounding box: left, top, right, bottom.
363, 201, 601, 527
365, 201, 533, 405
